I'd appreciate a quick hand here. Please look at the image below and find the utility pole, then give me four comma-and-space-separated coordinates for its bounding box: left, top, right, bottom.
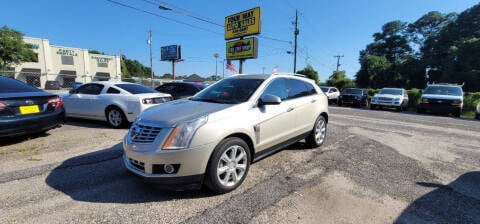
293, 10, 299, 74
334, 55, 344, 72
148, 29, 153, 87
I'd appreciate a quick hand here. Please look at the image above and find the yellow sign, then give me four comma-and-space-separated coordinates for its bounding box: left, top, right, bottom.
225, 7, 261, 40
226, 37, 258, 60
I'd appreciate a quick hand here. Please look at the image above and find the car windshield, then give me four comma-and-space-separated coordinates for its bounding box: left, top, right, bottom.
344, 89, 363, 95
379, 88, 402, 95
191, 78, 265, 104
320, 87, 329, 92
0, 77, 41, 93
424, 86, 462, 96
115, 83, 157, 94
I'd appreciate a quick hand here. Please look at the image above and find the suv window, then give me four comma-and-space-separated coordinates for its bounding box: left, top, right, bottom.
77, 84, 104, 95
287, 79, 310, 99
262, 78, 288, 100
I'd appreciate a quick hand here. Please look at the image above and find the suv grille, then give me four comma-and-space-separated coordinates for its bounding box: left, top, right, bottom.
131, 124, 161, 143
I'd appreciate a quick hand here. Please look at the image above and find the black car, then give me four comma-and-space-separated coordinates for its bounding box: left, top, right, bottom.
338, 88, 369, 107
0, 76, 65, 138
155, 82, 207, 100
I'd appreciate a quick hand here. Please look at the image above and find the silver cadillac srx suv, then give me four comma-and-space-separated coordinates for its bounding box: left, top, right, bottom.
123, 74, 329, 193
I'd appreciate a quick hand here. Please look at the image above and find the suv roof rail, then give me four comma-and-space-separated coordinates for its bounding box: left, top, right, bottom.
427, 82, 464, 86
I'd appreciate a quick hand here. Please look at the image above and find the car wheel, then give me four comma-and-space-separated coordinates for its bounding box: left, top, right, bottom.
453, 110, 461, 118
306, 115, 327, 148
475, 113, 480, 120
204, 137, 251, 194
338, 101, 342, 106
417, 108, 425, 114
106, 107, 127, 128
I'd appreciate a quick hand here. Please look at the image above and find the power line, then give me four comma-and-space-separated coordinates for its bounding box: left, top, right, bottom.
106, 0, 222, 35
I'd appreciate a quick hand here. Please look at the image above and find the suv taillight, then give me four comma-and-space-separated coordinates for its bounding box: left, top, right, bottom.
48, 96, 63, 108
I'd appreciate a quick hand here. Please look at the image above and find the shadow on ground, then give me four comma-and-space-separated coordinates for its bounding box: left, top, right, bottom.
395, 171, 480, 223
45, 143, 214, 203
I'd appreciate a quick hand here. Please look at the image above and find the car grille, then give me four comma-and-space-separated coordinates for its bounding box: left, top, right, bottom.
379, 97, 393, 101
428, 98, 454, 106
131, 124, 162, 143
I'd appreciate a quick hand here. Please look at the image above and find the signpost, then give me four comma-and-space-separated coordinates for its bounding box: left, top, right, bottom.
224, 7, 261, 73
161, 45, 182, 80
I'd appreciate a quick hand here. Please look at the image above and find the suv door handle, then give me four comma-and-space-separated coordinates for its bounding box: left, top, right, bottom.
287, 107, 294, 112
311, 99, 317, 103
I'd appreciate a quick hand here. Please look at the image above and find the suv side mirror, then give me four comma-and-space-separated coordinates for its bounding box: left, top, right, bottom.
258, 94, 281, 106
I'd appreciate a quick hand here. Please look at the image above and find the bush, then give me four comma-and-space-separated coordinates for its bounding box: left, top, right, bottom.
464, 92, 480, 112
407, 88, 422, 109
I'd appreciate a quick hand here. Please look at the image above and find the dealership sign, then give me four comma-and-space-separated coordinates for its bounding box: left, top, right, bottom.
226, 37, 258, 60
225, 7, 261, 40
161, 45, 181, 61
56, 49, 78, 56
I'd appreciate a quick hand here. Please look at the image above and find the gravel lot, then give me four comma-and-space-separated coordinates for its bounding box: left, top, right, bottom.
1, 107, 479, 223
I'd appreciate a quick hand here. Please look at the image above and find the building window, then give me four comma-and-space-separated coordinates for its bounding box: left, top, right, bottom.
98, 62, 108, 68
61, 56, 74, 65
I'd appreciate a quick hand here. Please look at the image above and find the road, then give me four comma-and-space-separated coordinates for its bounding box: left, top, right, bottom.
1, 107, 479, 223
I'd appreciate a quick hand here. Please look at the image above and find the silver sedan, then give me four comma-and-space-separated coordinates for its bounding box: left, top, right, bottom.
61, 81, 172, 128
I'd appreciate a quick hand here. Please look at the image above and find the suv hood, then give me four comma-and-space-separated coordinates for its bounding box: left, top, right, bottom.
137, 99, 231, 127
421, 94, 462, 101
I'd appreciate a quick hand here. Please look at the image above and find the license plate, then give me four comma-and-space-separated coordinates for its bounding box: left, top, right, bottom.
20, 105, 40, 115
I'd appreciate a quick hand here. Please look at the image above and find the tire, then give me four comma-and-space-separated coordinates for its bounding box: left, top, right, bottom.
106, 107, 127, 128
475, 113, 480, 120
306, 115, 327, 148
417, 108, 425, 114
204, 137, 251, 194
396, 106, 402, 112
338, 101, 342, 107
453, 110, 461, 118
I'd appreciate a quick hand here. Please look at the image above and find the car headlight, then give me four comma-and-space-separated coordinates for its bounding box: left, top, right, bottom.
394, 98, 401, 102
162, 116, 208, 150
451, 100, 462, 106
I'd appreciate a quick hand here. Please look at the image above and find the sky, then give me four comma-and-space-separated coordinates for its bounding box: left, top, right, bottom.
2, 0, 478, 81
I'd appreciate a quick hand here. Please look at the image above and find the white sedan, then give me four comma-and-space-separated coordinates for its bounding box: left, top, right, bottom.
61, 81, 172, 128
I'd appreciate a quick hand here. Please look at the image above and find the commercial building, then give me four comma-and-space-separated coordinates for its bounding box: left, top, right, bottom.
9, 36, 121, 89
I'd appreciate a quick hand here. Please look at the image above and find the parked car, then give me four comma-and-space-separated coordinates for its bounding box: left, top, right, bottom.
320, 86, 340, 104
61, 81, 172, 128
0, 75, 65, 138
370, 88, 409, 111
338, 88, 369, 107
417, 83, 464, 117
155, 82, 207, 100
475, 101, 480, 120
123, 74, 329, 193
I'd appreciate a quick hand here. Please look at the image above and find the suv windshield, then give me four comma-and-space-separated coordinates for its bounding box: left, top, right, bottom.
192, 78, 265, 104
344, 89, 363, 95
115, 84, 157, 94
424, 86, 462, 96
379, 88, 402, 95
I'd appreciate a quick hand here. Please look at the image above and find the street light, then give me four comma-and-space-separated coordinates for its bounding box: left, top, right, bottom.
214, 53, 219, 81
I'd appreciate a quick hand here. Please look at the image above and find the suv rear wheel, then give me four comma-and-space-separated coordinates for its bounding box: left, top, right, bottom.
204, 137, 251, 194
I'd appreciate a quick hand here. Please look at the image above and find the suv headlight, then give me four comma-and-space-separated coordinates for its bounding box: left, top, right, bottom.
162, 116, 208, 150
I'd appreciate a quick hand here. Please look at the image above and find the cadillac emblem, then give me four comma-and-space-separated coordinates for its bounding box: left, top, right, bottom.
130, 125, 141, 139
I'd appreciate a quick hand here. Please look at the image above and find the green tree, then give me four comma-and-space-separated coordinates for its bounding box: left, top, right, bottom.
88, 50, 105, 55
327, 70, 355, 91
0, 26, 37, 70
356, 55, 391, 88
297, 64, 319, 85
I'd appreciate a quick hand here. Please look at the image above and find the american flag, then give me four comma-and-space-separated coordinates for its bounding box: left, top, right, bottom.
226, 60, 236, 73
272, 65, 278, 74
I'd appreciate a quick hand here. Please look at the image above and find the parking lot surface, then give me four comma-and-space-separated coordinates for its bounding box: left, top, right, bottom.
1, 107, 479, 223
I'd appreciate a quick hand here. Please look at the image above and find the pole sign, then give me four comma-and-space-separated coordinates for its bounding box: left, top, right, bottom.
226, 37, 258, 60
225, 7, 261, 40
161, 45, 181, 61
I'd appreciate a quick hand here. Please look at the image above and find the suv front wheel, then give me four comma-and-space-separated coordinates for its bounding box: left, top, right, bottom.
204, 137, 251, 194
